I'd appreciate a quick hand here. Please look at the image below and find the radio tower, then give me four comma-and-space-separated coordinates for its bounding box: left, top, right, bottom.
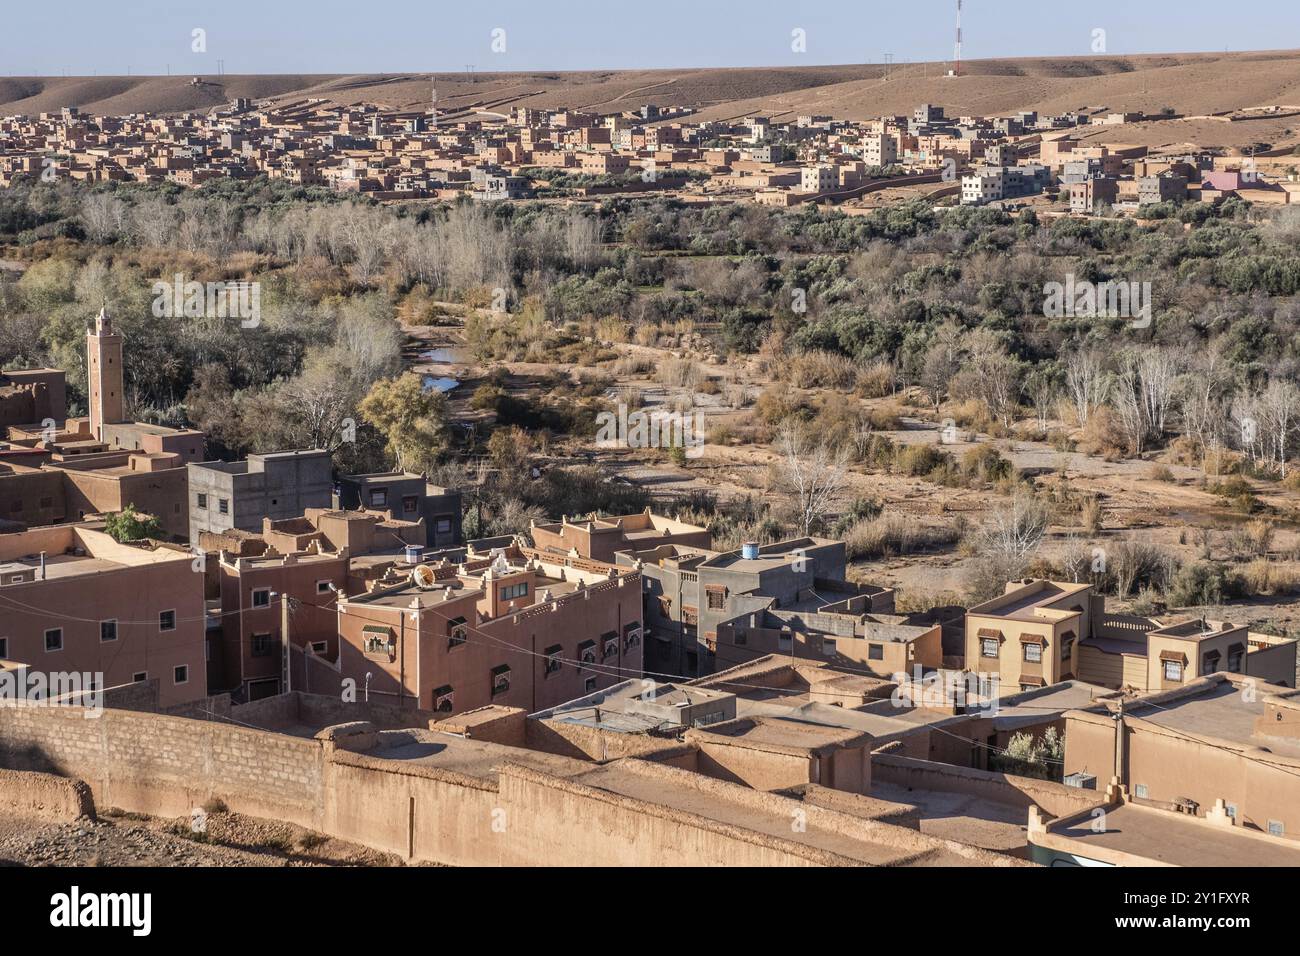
953, 0, 963, 77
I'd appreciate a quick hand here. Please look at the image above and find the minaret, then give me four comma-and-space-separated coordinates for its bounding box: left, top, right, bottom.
87, 305, 124, 441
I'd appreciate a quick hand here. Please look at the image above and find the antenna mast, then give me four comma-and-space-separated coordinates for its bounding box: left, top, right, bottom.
954, 0, 963, 77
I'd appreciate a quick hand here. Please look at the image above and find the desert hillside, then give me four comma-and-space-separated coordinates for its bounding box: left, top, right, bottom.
3, 49, 1299, 122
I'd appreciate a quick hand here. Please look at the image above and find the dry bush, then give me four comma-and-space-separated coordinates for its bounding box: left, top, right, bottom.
787, 350, 858, 389
1080, 495, 1104, 534
1076, 406, 1130, 461
855, 360, 895, 398
656, 357, 704, 389
867, 401, 902, 430
1148, 464, 1176, 482
1243, 558, 1300, 596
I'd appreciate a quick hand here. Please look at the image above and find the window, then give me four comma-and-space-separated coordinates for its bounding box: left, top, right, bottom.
981, 638, 999, 659
251, 588, 271, 608
197, 493, 208, 508
682, 606, 698, 627
1061, 632, 1075, 659
1202, 650, 1222, 674
251, 633, 275, 657
705, 587, 726, 610
1269, 820, 1285, 837
1228, 644, 1245, 672
602, 632, 619, 659
1134, 784, 1149, 799
623, 622, 642, 650
584, 676, 597, 693
44, 628, 63, 652
369, 489, 388, 508
100, 620, 118, 643
1163, 659, 1183, 682
159, 610, 176, 632
823, 638, 837, 657
433, 685, 454, 713
1225, 803, 1237, 820
778, 630, 792, 650
310, 641, 328, 654
316, 580, 333, 594
869, 643, 884, 661
500, 582, 529, 601
218, 499, 229, 515
0, 638, 6, 658
578, 640, 597, 667
174, 665, 189, 685
402, 495, 419, 515
447, 617, 468, 649
490, 664, 511, 697
132, 671, 147, 683
733, 630, 747, 646
1023, 641, 1042, 663
544, 644, 563, 676
434, 517, 453, 535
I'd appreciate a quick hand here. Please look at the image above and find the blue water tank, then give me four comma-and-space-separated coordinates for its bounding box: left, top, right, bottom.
741, 542, 759, 560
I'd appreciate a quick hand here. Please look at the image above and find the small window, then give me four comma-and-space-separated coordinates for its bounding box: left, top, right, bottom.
1023, 642, 1042, 663
251, 589, 271, 608
544, 644, 563, 676
369, 489, 388, 508
706, 588, 726, 610
44, 628, 63, 652
1163, 660, 1183, 682
132, 671, 147, 683
159, 610, 176, 632
823, 638, 836, 657
316, 580, 333, 594
981, 637, 999, 659
174, 665, 189, 685
1225, 803, 1237, 820
490, 664, 511, 697
433, 684, 455, 712
0, 638, 6, 658
197, 493, 208, 508
1135, 784, 1149, 799
434, 517, 453, 534
869, 643, 883, 660
310, 641, 328, 654
778, 630, 792, 649
447, 617, 468, 649
584, 676, 597, 693
251, 633, 275, 657
1269, 820, 1285, 837
218, 498, 229, 515
402, 495, 419, 514
501, 582, 529, 601
100, 620, 118, 643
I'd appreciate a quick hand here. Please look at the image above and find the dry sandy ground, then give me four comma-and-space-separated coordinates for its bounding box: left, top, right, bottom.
0, 809, 404, 867
5, 50, 1299, 122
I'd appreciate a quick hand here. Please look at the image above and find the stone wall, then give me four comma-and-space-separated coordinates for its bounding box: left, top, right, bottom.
873, 752, 1105, 818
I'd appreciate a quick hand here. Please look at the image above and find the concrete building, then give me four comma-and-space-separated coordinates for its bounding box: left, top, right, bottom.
800, 164, 838, 194
335, 545, 643, 716
0, 524, 206, 706
529, 509, 709, 563
1137, 173, 1188, 205
1069, 177, 1119, 214
618, 537, 871, 677
1059, 673, 1300, 849
967, 579, 1296, 693
335, 472, 462, 549
187, 450, 333, 545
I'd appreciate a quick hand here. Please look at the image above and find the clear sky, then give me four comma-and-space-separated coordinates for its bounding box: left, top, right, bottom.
3, 0, 1297, 76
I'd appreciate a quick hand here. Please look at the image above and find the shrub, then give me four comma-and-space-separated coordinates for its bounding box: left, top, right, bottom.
1167, 561, 1244, 607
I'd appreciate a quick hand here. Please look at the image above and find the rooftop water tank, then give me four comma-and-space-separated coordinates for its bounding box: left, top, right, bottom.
741, 542, 759, 561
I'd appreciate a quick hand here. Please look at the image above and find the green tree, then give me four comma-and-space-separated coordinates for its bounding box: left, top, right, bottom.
357, 374, 448, 474
103, 504, 162, 543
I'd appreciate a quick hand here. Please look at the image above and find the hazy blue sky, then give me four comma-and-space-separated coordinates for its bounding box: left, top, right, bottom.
3, 0, 1297, 75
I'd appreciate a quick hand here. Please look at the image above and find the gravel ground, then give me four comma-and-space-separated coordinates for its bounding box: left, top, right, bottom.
0, 809, 407, 867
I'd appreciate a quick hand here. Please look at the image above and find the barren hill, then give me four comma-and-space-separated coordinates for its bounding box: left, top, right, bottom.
4, 50, 1299, 125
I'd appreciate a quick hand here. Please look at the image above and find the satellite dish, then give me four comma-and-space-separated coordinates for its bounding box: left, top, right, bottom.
411, 564, 438, 589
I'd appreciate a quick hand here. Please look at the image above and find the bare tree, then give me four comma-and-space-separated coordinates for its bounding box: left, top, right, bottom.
1065, 349, 1110, 427
776, 420, 851, 536
981, 491, 1051, 568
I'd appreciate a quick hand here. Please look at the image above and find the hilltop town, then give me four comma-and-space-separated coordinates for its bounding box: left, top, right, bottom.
6, 94, 1300, 211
